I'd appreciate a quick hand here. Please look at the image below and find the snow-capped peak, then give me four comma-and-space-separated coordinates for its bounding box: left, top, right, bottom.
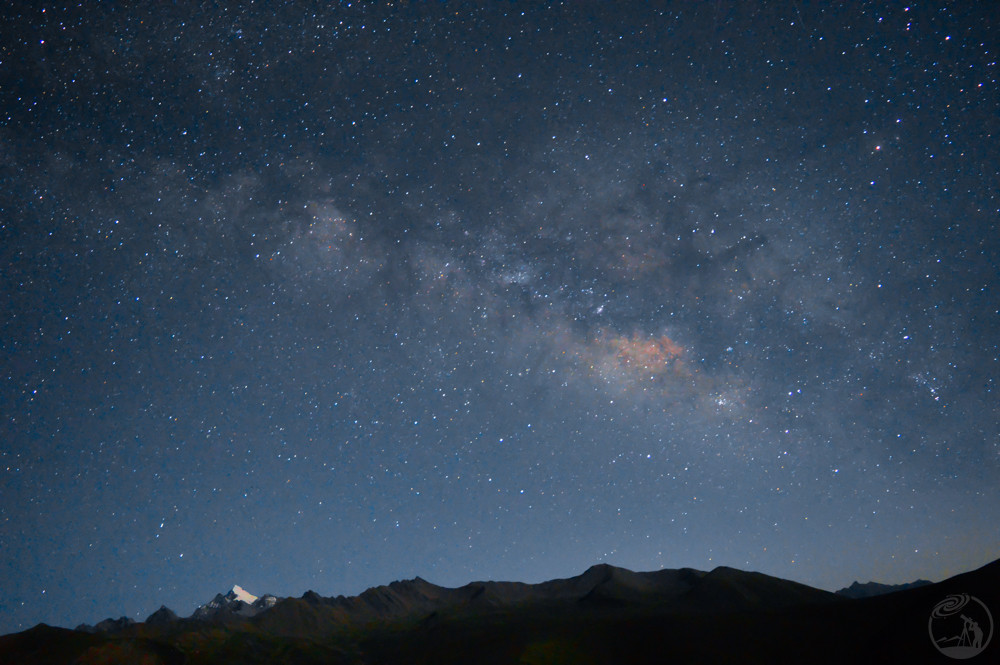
229, 585, 258, 604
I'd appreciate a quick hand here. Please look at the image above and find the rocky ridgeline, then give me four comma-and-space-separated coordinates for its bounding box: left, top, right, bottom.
75, 585, 278, 633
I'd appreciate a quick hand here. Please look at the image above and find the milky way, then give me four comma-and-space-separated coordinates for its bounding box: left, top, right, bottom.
1, 3, 997, 633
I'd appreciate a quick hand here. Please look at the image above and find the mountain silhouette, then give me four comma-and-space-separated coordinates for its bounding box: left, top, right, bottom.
1, 558, 997, 664
834, 578, 933, 599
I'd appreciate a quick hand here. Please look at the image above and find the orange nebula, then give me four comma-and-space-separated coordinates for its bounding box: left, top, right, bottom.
609, 333, 686, 374
545, 324, 747, 419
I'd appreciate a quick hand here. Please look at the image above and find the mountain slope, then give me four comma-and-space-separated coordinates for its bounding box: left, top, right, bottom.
1, 558, 997, 665
835, 578, 933, 599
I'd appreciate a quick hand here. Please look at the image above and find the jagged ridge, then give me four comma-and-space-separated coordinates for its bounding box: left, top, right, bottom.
3, 558, 998, 665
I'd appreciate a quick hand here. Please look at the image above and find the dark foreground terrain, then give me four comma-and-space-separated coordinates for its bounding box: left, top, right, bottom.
2, 558, 997, 664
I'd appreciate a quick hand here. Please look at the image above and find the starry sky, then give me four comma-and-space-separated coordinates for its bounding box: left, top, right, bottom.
2, 2, 998, 635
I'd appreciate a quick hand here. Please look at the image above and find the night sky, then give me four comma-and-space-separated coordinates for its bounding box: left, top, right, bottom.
2, 2, 998, 635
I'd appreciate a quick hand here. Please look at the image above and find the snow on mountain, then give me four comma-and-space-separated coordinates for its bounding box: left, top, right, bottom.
230, 584, 258, 604
190, 585, 279, 621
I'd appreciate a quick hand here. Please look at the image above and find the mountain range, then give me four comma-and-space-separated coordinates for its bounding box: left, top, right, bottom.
834, 578, 934, 599
1, 558, 996, 664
